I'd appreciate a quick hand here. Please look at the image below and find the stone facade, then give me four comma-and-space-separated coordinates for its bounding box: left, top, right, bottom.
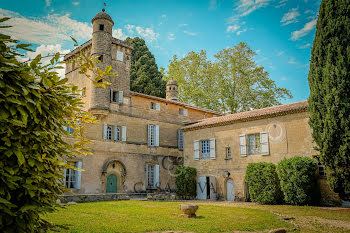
183, 101, 340, 204
63, 10, 220, 196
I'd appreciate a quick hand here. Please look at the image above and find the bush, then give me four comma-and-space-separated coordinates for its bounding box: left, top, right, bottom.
175, 166, 197, 199
277, 156, 319, 205
245, 162, 282, 204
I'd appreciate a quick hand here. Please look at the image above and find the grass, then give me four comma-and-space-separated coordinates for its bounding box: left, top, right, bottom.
44, 201, 350, 233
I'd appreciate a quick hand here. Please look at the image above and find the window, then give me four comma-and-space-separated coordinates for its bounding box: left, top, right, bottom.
150, 102, 160, 111
98, 55, 103, 62
316, 157, 326, 177
110, 89, 117, 102
248, 133, 261, 155
183, 109, 188, 116
146, 164, 159, 189
99, 24, 104, 31
64, 161, 82, 189
81, 87, 86, 97
179, 108, 183, 115
201, 140, 210, 159
178, 130, 184, 150
226, 147, 231, 159
103, 124, 126, 141
118, 90, 123, 104
63, 125, 74, 134
148, 124, 159, 146
117, 50, 124, 61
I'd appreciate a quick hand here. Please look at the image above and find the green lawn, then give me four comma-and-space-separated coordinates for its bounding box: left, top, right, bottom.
44, 201, 350, 233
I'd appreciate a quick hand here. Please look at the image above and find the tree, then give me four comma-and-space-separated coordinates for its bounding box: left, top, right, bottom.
164, 42, 292, 113
308, 0, 350, 200
175, 166, 197, 199
0, 18, 112, 231
125, 37, 166, 98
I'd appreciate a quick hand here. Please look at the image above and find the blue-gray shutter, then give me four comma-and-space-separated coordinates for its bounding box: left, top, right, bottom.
210, 138, 216, 159
103, 123, 108, 139
75, 161, 82, 189
239, 134, 247, 156
197, 176, 207, 200
154, 165, 159, 188
118, 90, 123, 104
260, 131, 269, 155
193, 140, 199, 160
122, 126, 126, 141
155, 125, 159, 146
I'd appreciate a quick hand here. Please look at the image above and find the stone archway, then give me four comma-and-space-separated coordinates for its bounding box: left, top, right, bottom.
101, 159, 126, 193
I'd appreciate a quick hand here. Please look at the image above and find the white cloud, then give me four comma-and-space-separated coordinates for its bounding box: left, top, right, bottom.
226, 24, 240, 33
236, 28, 247, 35
46, 0, 51, 7
209, 0, 218, 10
72, 1, 80, 6
168, 33, 175, 40
281, 8, 300, 26
183, 30, 197, 36
299, 43, 311, 49
236, 0, 273, 17
277, 50, 284, 56
112, 29, 126, 40
161, 14, 167, 18
126, 24, 159, 42
291, 19, 317, 40
179, 23, 188, 27
281, 76, 288, 81
288, 57, 297, 64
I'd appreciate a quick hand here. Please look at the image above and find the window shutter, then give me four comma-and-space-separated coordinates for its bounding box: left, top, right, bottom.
145, 165, 149, 188
183, 109, 188, 116
103, 123, 108, 139
110, 88, 113, 102
75, 161, 82, 189
114, 125, 119, 141
178, 130, 184, 150
155, 125, 160, 146
154, 165, 159, 188
239, 134, 247, 156
197, 176, 207, 200
260, 131, 269, 155
156, 103, 160, 111
148, 124, 152, 146
210, 138, 216, 159
63, 168, 66, 186
122, 126, 127, 141
118, 90, 123, 104
193, 140, 199, 160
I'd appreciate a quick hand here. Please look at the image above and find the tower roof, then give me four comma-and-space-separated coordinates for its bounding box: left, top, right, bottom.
167, 79, 178, 86
92, 9, 114, 25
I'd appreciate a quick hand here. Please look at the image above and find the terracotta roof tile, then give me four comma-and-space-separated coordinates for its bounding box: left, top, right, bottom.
183, 100, 308, 131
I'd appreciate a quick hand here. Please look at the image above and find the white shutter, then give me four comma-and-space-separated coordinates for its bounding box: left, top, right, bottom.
155, 125, 159, 146
103, 123, 108, 139
210, 138, 216, 159
118, 90, 123, 104
197, 176, 207, 200
260, 131, 269, 155
114, 125, 118, 141
193, 140, 199, 160
110, 88, 113, 102
75, 161, 82, 189
63, 168, 66, 186
154, 165, 159, 188
146, 165, 149, 188
156, 103, 160, 111
148, 124, 152, 146
183, 109, 188, 116
122, 126, 127, 141
239, 134, 247, 156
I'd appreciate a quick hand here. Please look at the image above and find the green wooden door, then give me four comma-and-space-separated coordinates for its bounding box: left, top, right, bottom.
106, 174, 117, 193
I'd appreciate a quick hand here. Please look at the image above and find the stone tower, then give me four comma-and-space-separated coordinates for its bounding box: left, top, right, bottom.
166, 79, 178, 101
90, 9, 114, 111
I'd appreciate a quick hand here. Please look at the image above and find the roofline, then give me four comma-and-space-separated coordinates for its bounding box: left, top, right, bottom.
183, 100, 308, 131
63, 38, 133, 61
130, 91, 223, 115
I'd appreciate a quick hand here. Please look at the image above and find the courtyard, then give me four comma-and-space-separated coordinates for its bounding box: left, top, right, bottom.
45, 201, 350, 233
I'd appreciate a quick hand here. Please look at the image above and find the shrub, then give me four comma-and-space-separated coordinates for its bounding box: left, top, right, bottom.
277, 156, 319, 205
175, 166, 197, 199
245, 162, 282, 204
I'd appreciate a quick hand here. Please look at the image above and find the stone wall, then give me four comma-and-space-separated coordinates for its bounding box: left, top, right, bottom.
59, 193, 130, 203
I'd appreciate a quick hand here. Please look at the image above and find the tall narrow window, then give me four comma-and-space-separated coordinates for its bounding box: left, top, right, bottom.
247, 133, 261, 155
179, 108, 183, 115
201, 140, 210, 159
178, 130, 184, 150
146, 164, 159, 189
226, 147, 231, 159
148, 124, 159, 146
99, 24, 104, 31
64, 161, 82, 189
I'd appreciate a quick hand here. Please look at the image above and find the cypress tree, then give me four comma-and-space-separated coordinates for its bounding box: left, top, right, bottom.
125, 37, 166, 98
308, 0, 350, 200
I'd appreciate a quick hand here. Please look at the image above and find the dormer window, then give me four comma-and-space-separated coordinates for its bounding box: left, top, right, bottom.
99, 24, 104, 31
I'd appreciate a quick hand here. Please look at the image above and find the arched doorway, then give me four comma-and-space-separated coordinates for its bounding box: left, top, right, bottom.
226, 179, 235, 201
106, 174, 117, 193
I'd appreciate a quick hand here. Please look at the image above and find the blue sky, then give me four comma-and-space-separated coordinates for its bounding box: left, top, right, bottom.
0, 0, 321, 103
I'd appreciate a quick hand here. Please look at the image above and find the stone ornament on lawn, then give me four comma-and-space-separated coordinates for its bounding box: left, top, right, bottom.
180, 204, 199, 218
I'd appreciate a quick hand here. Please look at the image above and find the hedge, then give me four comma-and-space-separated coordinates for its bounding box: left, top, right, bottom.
175, 166, 197, 199
277, 156, 319, 205
245, 162, 282, 204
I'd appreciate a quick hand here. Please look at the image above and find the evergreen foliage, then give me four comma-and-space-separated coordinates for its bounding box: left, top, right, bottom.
245, 163, 282, 204
125, 37, 166, 98
175, 166, 197, 199
164, 42, 292, 113
308, 0, 350, 201
277, 157, 319, 205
